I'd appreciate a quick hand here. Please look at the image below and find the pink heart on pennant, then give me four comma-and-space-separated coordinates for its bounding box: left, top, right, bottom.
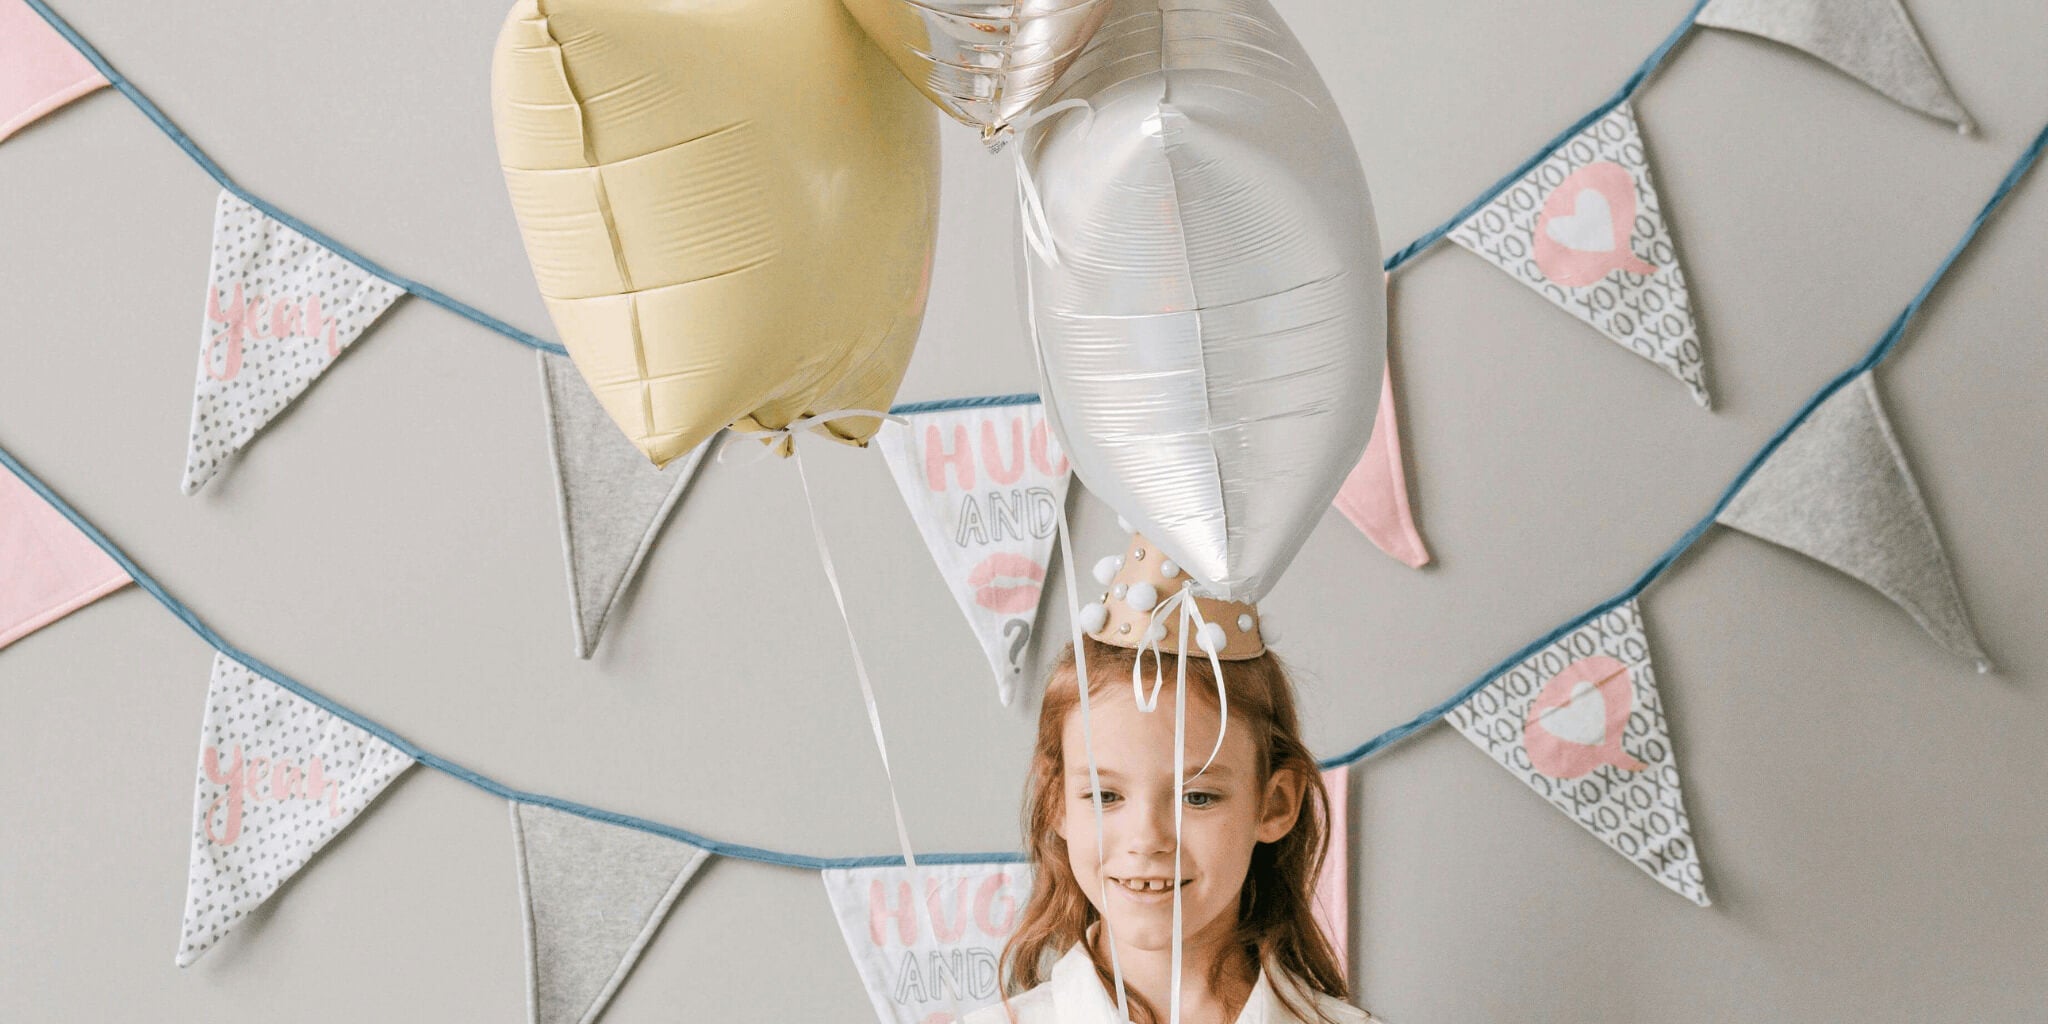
1522, 655, 1647, 779
1534, 161, 1657, 286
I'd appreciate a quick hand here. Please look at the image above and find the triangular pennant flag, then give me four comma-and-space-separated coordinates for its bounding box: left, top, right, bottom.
877, 405, 1071, 705
0, 0, 107, 144
1333, 280, 1430, 568
1444, 599, 1709, 906
1697, 0, 1973, 130
1312, 766, 1351, 975
181, 652, 414, 966
822, 862, 1035, 1024
1717, 372, 1987, 665
538, 352, 706, 659
509, 801, 711, 1024
0, 468, 129, 649
1448, 101, 1710, 408
182, 190, 406, 494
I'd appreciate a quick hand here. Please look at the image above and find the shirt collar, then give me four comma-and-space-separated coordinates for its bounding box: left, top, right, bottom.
1049, 931, 1279, 1024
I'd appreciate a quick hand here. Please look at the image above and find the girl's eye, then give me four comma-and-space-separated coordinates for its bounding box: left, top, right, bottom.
1184, 791, 1220, 808
1081, 790, 1121, 806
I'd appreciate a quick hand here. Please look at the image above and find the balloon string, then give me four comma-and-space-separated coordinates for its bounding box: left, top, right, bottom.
791, 442, 964, 1024
717, 408, 905, 465
1008, 99, 1096, 266
1130, 587, 1230, 779
1053, 494, 1133, 1023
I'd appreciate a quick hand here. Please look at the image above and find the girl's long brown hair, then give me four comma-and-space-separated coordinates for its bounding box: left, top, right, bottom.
998, 637, 1348, 1024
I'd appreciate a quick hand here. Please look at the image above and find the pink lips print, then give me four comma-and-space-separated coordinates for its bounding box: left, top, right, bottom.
1535, 161, 1658, 286
968, 553, 1046, 613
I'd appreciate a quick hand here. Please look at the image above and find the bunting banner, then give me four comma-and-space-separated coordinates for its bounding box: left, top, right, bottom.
1717, 371, 1988, 666
1443, 599, 1709, 906
0, 0, 104, 144
509, 801, 711, 1024
1332, 280, 1430, 569
183, 190, 407, 495
878, 404, 1070, 705
538, 352, 707, 659
180, 652, 414, 966
1696, 0, 1973, 131
0, 467, 127, 648
1448, 101, 1710, 408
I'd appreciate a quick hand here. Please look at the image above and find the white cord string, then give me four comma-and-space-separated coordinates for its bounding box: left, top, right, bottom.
788, 440, 965, 1024
1054, 495, 1133, 1023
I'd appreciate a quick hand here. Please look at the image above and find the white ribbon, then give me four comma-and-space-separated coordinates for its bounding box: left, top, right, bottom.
715, 408, 906, 466
1054, 496, 1133, 1024
1131, 585, 1231, 781
1003, 98, 1096, 268
783, 436, 963, 1024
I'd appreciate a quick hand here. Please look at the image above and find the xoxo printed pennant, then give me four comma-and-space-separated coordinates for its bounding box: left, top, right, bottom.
1444, 598, 1709, 906
878, 406, 1070, 705
183, 190, 406, 494
1717, 371, 1987, 666
1449, 102, 1710, 408
180, 652, 414, 966
509, 802, 712, 1024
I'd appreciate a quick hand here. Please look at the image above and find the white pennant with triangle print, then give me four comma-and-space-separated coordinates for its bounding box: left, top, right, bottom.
179, 652, 413, 966
1448, 102, 1710, 407
182, 190, 406, 494
1443, 598, 1710, 906
877, 404, 1070, 705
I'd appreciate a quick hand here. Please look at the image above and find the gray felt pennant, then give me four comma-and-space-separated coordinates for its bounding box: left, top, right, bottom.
538, 352, 707, 658
1696, 0, 1973, 130
1717, 371, 1988, 666
509, 802, 712, 1024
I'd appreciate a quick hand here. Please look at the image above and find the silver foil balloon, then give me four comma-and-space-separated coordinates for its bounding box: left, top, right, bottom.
838, 0, 1112, 138
1016, 0, 1385, 603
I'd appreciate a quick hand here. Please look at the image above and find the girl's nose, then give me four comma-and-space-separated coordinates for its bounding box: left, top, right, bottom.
1119, 794, 1175, 856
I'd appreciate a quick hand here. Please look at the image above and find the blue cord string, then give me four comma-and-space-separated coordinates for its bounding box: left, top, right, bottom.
18, 0, 568, 358
1382, 0, 1712, 272
3, 116, 2038, 860
9, 0, 2040, 862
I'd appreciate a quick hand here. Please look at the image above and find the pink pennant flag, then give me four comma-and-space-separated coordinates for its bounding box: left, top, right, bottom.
1333, 364, 1431, 569
1, 0, 107, 144
1, 469, 129, 649
1312, 766, 1350, 975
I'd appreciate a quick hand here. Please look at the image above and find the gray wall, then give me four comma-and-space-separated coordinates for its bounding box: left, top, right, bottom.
2, 2, 2044, 1021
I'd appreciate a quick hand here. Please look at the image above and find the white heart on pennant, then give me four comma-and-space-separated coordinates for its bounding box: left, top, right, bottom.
1542, 188, 1616, 253
1535, 680, 1607, 746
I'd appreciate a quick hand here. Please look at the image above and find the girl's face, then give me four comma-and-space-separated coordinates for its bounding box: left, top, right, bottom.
1054, 679, 1303, 956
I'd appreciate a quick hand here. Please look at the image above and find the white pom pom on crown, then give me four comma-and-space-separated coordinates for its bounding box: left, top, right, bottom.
1092, 555, 1122, 586
1196, 621, 1228, 655
1258, 614, 1278, 645
1144, 622, 1167, 644
1126, 582, 1158, 612
1237, 613, 1254, 633
1079, 602, 1109, 634
1159, 559, 1180, 579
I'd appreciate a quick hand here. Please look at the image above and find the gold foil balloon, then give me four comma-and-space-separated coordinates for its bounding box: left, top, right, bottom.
837, 0, 1112, 138
492, 0, 941, 466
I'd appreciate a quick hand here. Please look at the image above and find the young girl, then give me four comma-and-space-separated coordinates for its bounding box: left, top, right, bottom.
966, 535, 1377, 1024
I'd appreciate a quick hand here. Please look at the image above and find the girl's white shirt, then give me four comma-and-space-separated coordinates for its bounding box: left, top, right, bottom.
960, 942, 1378, 1024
